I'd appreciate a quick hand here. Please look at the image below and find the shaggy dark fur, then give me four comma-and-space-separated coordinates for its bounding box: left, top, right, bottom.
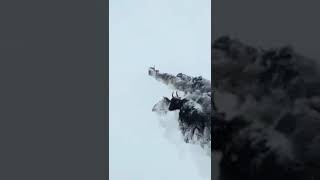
213, 36, 320, 180
149, 67, 211, 149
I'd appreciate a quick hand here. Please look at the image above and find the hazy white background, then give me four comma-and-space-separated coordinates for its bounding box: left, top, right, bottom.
109, 0, 211, 179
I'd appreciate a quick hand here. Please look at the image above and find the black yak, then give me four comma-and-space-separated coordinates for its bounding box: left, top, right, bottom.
212, 36, 320, 180
149, 67, 211, 150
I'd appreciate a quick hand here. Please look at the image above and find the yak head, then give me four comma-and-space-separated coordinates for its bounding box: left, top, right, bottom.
168, 91, 188, 111
213, 112, 251, 151
152, 91, 188, 113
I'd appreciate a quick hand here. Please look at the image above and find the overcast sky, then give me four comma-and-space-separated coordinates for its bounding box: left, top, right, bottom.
214, 0, 320, 59
109, 0, 211, 180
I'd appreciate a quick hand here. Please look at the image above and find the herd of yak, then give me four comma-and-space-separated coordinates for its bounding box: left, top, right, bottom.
149, 36, 320, 180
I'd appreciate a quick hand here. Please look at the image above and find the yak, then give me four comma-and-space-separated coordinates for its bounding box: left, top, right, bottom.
149, 67, 211, 150
212, 36, 320, 180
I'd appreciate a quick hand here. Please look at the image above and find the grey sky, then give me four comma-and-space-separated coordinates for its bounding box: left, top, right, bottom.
109, 0, 211, 180
214, 0, 320, 59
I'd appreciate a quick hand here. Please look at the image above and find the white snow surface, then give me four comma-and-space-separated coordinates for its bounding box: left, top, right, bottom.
109, 0, 211, 179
